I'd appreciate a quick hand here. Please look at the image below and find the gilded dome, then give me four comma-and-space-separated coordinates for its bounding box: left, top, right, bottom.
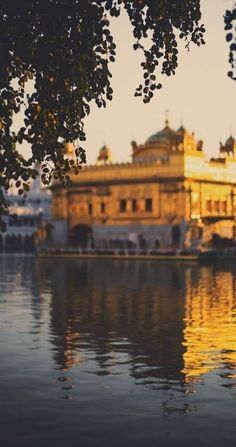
219, 135, 236, 156
132, 119, 200, 162
226, 135, 235, 147
96, 145, 112, 164
177, 125, 186, 134
146, 121, 177, 144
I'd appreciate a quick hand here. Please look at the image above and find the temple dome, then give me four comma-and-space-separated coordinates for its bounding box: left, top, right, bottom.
132, 119, 201, 162
226, 135, 235, 146
219, 134, 236, 157
96, 145, 112, 165
146, 121, 177, 144
177, 125, 186, 134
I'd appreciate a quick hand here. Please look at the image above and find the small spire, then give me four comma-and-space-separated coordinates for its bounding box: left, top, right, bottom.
165, 109, 169, 126
96, 144, 112, 165
103, 132, 106, 146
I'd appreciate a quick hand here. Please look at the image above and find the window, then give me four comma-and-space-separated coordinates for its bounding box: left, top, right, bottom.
100, 202, 106, 213
132, 199, 137, 212
145, 198, 153, 212
206, 200, 212, 213
120, 199, 127, 212
214, 200, 220, 213
221, 201, 227, 214
88, 203, 93, 215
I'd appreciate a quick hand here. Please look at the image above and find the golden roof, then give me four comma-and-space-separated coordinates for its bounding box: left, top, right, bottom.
97, 145, 112, 164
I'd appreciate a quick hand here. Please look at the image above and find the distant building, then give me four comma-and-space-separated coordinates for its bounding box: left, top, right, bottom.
51, 120, 236, 249
1, 173, 51, 252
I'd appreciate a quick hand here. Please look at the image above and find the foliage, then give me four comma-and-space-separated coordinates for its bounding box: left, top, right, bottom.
0, 0, 206, 229
225, 3, 236, 80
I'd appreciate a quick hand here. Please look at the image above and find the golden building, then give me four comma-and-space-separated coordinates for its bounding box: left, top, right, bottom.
51, 120, 236, 249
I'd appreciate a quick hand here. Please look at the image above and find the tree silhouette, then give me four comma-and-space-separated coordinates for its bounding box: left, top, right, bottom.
0, 1, 207, 227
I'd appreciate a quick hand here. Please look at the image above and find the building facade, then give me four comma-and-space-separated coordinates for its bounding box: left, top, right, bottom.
51, 120, 236, 249
1, 173, 51, 252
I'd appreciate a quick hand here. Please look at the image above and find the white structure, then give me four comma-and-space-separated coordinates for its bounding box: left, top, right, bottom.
1, 174, 51, 252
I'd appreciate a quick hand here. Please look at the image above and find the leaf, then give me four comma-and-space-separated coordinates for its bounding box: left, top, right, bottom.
226, 33, 233, 42
23, 183, 30, 191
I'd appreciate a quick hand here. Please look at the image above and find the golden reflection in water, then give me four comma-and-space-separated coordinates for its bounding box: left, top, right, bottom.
62, 332, 81, 370
182, 268, 236, 382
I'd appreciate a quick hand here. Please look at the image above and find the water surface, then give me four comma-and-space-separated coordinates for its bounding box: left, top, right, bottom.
1, 256, 236, 446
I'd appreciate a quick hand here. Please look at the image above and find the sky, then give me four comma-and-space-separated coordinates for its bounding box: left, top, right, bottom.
81, 0, 236, 164
18, 0, 236, 165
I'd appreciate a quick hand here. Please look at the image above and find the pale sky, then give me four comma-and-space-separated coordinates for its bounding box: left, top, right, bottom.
19, 0, 236, 165
82, 0, 236, 164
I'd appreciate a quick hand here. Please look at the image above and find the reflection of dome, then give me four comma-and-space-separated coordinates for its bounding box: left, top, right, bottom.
146, 120, 176, 144
96, 145, 112, 165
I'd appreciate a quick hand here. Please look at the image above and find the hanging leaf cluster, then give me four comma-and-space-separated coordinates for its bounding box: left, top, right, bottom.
225, 3, 236, 80
0, 0, 205, 229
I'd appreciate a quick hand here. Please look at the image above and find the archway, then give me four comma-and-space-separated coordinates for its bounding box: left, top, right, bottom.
69, 224, 93, 248
137, 233, 147, 250
16, 234, 22, 251
172, 225, 181, 247
11, 234, 17, 251
5, 234, 11, 251
24, 234, 35, 252
5, 234, 16, 251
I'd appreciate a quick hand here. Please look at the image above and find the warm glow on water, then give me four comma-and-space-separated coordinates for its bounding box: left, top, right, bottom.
1, 257, 236, 446
182, 271, 236, 382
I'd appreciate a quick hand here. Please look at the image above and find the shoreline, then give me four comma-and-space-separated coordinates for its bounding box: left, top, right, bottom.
37, 249, 236, 263
37, 251, 198, 261
1, 250, 236, 263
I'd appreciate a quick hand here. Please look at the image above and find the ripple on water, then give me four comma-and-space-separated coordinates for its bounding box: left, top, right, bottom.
2, 258, 236, 446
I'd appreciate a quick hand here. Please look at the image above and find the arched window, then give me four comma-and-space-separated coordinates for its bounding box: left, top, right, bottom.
172, 225, 181, 246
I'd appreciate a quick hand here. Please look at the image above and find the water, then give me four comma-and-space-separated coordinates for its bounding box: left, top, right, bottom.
1, 256, 236, 446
